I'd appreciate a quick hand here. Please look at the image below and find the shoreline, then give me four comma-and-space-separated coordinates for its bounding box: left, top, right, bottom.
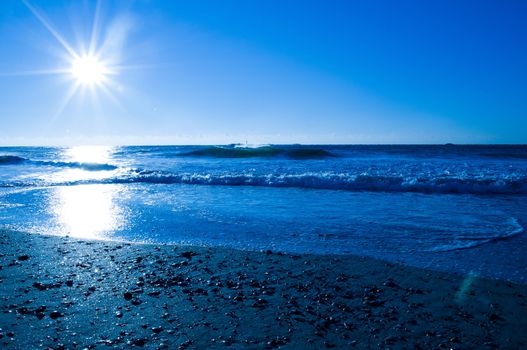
1, 229, 526, 349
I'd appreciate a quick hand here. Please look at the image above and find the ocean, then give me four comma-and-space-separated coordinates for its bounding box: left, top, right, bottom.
1, 144, 526, 282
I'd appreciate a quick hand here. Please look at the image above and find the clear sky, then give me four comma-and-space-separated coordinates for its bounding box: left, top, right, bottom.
0, 0, 526, 145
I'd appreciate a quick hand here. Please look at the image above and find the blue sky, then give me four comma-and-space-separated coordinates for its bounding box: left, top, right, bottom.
0, 0, 526, 145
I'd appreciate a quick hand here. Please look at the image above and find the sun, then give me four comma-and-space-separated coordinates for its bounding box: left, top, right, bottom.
19, 1, 135, 115
70, 55, 108, 86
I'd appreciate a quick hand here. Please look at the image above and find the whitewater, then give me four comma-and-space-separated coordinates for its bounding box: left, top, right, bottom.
1, 144, 526, 282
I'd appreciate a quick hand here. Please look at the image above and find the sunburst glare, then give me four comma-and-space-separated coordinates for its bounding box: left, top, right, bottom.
70, 55, 109, 86
17, 0, 131, 117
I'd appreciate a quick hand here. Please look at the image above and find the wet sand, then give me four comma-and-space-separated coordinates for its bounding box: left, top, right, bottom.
1, 229, 526, 349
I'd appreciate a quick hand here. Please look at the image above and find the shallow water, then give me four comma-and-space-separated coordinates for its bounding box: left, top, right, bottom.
1, 145, 526, 281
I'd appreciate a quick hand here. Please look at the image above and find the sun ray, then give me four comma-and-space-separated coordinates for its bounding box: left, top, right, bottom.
89, 0, 103, 56
105, 63, 165, 71
23, 0, 79, 59
98, 81, 126, 112
0, 68, 71, 77
49, 81, 82, 125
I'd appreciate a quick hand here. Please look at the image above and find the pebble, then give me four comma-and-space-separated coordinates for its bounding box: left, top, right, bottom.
49, 311, 64, 319
152, 326, 163, 334
383, 280, 399, 288
181, 251, 197, 259
133, 338, 148, 347
251, 298, 268, 309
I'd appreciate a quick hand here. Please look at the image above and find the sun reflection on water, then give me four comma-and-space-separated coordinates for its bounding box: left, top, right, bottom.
64, 145, 114, 164
53, 184, 126, 240
44, 145, 120, 184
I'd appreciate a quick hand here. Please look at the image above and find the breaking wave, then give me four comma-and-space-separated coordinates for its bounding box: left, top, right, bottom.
0, 154, 117, 171
0, 155, 26, 164
36, 161, 118, 171
49, 170, 527, 195
178, 146, 336, 159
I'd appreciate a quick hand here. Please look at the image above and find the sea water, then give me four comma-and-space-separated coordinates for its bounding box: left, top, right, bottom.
1, 145, 526, 282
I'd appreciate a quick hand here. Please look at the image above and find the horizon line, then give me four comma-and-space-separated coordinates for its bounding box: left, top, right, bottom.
1, 142, 526, 148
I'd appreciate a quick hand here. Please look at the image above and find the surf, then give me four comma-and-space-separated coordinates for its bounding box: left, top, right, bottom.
20, 170, 526, 195
178, 145, 336, 159
0, 154, 117, 171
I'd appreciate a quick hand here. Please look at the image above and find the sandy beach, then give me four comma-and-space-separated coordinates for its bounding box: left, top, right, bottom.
1, 229, 526, 349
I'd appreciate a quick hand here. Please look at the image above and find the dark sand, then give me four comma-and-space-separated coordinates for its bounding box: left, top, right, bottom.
1, 229, 526, 349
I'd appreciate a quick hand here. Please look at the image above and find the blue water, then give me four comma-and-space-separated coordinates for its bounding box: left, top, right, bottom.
1, 145, 526, 282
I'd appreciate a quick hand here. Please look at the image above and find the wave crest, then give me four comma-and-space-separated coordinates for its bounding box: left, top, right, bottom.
89, 171, 527, 195
179, 146, 336, 159
0, 155, 117, 171
0, 155, 27, 164
38, 161, 118, 171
